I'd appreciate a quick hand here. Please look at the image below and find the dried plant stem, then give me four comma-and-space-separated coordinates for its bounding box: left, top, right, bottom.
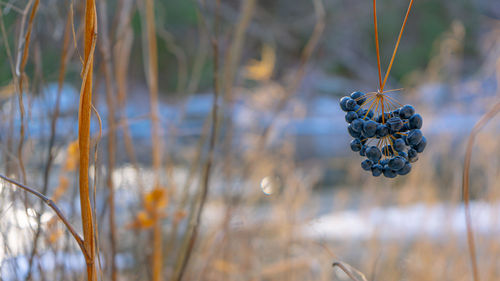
16, 0, 39, 185
172, 2, 221, 280
222, 0, 256, 101
79, 0, 98, 279
142, 0, 163, 278
98, 0, 117, 278
332, 262, 368, 281
258, 0, 324, 146
112, 1, 143, 194
372, 0, 382, 90
462, 100, 500, 281
0, 2, 21, 178
26, 10, 72, 280
0, 174, 89, 260
380, 0, 414, 91
143, 0, 162, 180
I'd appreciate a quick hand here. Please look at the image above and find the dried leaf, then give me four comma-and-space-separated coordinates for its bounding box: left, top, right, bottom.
144, 188, 169, 212
244, 44, 275, 81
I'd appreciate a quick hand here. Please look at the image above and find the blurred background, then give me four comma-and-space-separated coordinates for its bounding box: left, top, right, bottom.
0, 0, 500, 280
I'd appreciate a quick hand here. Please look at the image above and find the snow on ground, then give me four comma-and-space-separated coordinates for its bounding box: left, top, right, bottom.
302, 201, 500, 240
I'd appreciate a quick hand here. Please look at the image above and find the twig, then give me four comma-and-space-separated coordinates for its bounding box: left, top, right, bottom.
16, 0, 38, 185
173, 1, 221, 280
372, 0, 382, 90
78, 0, 98, 278
141, 0, 164, 278
97, 0, 118, 278
462, 100, 500, 281
332, 262, 368, 281
26, 8, 72, 279
380, 0, 414, 91
0, 174, 89, 261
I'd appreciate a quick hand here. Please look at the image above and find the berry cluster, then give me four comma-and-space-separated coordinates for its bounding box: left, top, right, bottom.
340, 91, 426, 178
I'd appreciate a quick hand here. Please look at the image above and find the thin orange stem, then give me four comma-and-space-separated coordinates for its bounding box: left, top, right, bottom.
373, 0, 382, 90
357, 95, 377, 111
381, 88, 404, 94
384, 97, 398, 110
355, 92, 376, 101
381, 0, 414, 91
381, 97, 385, 123
372, 97, 380, 120
384, 94, 403, 106
364, 97, 377, 119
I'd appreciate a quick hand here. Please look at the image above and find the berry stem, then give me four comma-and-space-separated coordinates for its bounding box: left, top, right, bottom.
384, 94, 403, 107
384, 97, 399, 110
357, 95, 377, 111
381, 97, 385, 123
364, 98, 377, 119
373, 0, 382, 90
381, 0, 414, 91
372, 97, 380, 119
355, 92, 376, 101
381, 88, 404, 94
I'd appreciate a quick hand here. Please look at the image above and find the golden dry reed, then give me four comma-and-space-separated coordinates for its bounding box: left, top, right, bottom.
78, 0, 98, 279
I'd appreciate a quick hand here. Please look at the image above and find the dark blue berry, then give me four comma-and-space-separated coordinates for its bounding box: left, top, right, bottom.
350, 139, 362, 152
366, 146, 382, 162
399, 105, 415, 119
407, 129, 423, 146
393, 138, 406, 152
376, 124, 389, 138
350, 91, 366, 105
397, 162, 412, 175
409, 114, 423, 129
362, 120, 378, 138
345, 111, 358, 123
387, 117, 404, 132
340, 96, 350, 111
400, 123, 410, 132
383, 166, 397, 178
358, 109, 373, 120
346, 98, 357, 111
398, 151, 408, 159
371, 164, 383, 177
413, 136, 427, 153
359, 145, 367, 156
380, 159, 389, 166
351, 119, 364, 132
388, 156, 405, 171
361, 159, 374, 171
376, 113, 391, 123
407, 148, 418, 163
391, 109, 400, 118
348, 125, 362, 138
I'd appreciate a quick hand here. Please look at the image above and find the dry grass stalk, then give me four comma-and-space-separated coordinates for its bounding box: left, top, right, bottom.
26, 9, 72, 279
142, 0, 164, 278
0, 174, 89, 260
222, 0, 256, 101
97, 0, 118, 278
332, 262, 368, 281
16, 0, 39, 185
462, 100, 500, 281
78, 0, 98, 279
172, 1, 221, 280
